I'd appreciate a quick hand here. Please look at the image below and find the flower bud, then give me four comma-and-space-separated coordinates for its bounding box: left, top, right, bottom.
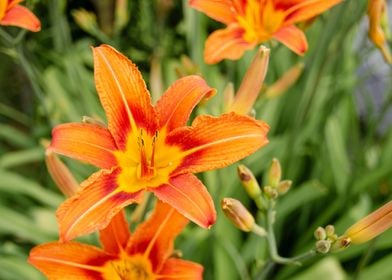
82, 116, 107, 128
228, 46, 270, 115
223, 82, 235, 112
316, 240, 331, 254
267, 158, 281, 188
114, 0, 129, 34
368, 0, 392, 64
263, 186, 279, 200
314, 227, 327, 240
237, 165, 261, 199
45, 149, 79, 197
72, 9, 98, 35
221, 198, 255, 232
330, 236, 351, 252
344, 201, 392, 244
264, 63, 304, 99
277, 180, 292, 195
325, 225, 335, 237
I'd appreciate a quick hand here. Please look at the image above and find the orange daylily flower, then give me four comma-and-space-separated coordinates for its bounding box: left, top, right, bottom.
0, 0, 40, 31
50, 44, 269, 241
189, 0, 342, 64
29, 201, 203, 280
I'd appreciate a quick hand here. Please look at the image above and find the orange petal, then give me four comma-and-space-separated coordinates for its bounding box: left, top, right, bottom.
204, 25, 256, 64
28, 241, 111, 279
57, 168, 142, 241
127, 200, 189, 271
0, 5, 41, 32
167, 113, 269, 175
152, 174, 216, 229
158, 258, 203, 280
99, 209, 130, 254
345, 201, 392, 244
273, 25, 308, 55
50, 123, 117, 169
189, 0, 237, 24
156, 75, 216, 132
93, 45, 158, 149
284, 0, 342, 25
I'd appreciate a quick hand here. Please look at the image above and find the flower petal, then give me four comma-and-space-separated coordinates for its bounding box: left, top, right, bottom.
127, 200, 189, 271
167, 113, 269, 174
284, 0, 342, 25
156, 75, 216, 132
0, 5, 41, 32
152, 174, 216, 229
189, 0, 237, 24
57, 168, 142, 241
93, 45, 158, 149
50, 123, 117, 169
28, 242, 111, 279
273, 25, 308, 55
99, 210, 130, 254
204, 25, 256, 64
158, 258, 203, 280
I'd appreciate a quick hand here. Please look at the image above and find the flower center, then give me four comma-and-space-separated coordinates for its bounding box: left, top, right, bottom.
137, 130, 158, 180
102, 254, 156, 280
237, 0, 286, 43
114, 129, 183, 193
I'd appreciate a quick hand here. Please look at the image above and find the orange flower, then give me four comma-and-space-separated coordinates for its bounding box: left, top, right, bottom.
368, 0, 392, 64
50, 44, 269, 241
29, 201, 203, 280
0, 0, 40, 31
189, 0, 342, 63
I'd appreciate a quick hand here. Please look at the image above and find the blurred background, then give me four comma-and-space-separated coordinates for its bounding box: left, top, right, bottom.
0, 0, 391, 279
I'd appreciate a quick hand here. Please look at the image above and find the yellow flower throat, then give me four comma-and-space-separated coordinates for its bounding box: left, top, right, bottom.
115, 129, 182, 193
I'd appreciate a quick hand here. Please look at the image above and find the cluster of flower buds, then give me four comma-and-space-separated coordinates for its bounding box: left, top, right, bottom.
264, 158, 292, 200
314, 225, 350, 254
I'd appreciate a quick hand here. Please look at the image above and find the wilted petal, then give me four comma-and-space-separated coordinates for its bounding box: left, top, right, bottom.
57, 168, 142, 241
127, 200, 189, 271
152, 174, 216, 229
158, 258, 203, 280
0, 5, 41, 32
28, 242, 110, 279
93, 45, 158, 149
273, 25, 308, 55
50, 123, 117, 169
156, 75, 215, 132
168, 113, 269, 174
204, 25, 255, 64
